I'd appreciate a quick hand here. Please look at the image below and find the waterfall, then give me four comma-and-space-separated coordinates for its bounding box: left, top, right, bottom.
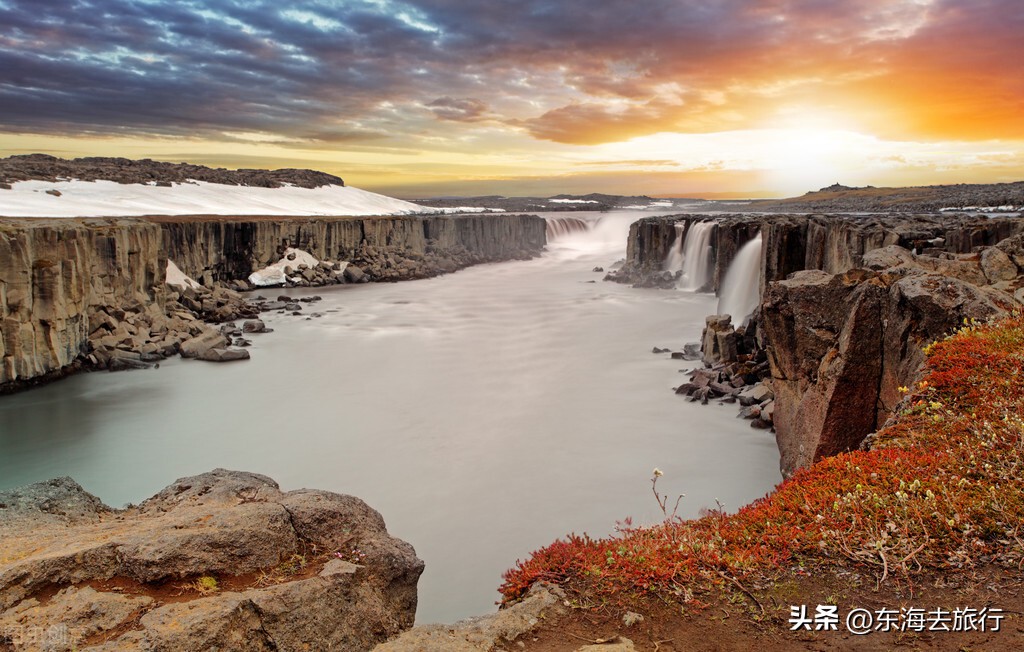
717, 235, 763, 326
662, 222, 686, 272
545, 216, 590, 240
680, 221, 716, 291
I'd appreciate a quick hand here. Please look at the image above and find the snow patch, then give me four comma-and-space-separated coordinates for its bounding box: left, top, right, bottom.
431, 206, 507, 213
549, 199, 598, 204
166, 260, 202, 290
248, 248, 321, 287
0, 179, 440, 218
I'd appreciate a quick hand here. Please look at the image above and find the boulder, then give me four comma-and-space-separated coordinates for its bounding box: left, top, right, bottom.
345, 265, 367, 283
198, 347, 251, 362
0, 470, 424, 651
179, 329, 228, 359
979, 246, 1018, 283
995, 232, 1024, 269
242, 319, 268, 333
701, 315, 738, 365
860, 245, 916, 270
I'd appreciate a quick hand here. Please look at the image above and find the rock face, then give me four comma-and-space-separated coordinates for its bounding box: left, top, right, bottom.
1, 213, 547, 391
609, 213, 1024, 293
0, 218, 166, 388
157, 213, 547, 285
0, 469, 424, 651
762, 262, 1014, 476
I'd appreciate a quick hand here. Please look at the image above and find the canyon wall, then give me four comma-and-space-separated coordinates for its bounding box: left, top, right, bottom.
615, 213, 1024, 292
1, 214, 547, 391
0, 218, 166, 387
615, 212, 1024, 477
158, 214, 547, 284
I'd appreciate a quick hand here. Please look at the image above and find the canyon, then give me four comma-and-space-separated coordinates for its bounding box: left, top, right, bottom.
612, 212, 1024, 475
0, 213, 546, 392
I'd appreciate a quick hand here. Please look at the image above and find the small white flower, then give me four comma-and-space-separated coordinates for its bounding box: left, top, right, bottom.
652, 468, 663, 477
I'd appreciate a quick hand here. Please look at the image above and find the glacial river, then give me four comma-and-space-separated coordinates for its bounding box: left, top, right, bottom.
0, 211, 781, 623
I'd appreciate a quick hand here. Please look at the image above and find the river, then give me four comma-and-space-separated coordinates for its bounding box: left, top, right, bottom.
0, 210, 781, 623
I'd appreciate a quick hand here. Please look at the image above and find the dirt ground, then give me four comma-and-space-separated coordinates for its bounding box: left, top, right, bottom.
505, 565, 1023, 651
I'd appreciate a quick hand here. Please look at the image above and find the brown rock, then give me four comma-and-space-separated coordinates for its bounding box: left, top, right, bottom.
763, 267, 1007, 477
198, 347, 250, 362
979, 246, 1018, 283
179, 328, 228, 359
0, 469, 423, 651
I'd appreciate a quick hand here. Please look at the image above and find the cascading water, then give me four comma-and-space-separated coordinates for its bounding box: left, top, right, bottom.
545, 216, 590, 240
680, 221, 716, 291
662, 222, 686, 272
717, 234, 763, 325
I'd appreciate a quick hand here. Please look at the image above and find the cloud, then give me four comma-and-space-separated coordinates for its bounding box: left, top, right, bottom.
426, 97, 489, 122
0, 0, 1021, 148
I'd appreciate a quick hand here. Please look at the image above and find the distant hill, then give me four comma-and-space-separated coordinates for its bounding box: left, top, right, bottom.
0, 154, 344, 189
752, 181, 1024, 212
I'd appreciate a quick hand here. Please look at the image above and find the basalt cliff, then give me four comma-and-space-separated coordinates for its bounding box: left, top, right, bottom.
0, 213, 546, 392
615, 213, 1024, 476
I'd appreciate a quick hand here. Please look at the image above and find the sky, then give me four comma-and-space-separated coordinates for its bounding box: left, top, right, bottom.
1, 0, 1023, 198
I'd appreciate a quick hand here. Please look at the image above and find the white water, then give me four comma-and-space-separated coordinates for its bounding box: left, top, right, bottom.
663, 222, 686, 272
717, 235, 763, 326
0, 211, 780, 623
544, 216, 591, 240
680, 221, 716, 290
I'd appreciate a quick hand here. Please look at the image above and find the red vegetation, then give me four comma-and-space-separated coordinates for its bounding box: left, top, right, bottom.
501, 314, 1024, 607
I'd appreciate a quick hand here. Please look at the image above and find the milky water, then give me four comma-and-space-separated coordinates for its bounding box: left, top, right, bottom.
0, 211, 781, 623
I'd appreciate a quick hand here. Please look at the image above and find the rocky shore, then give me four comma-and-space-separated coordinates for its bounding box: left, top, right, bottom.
616, 212, 1024, 478
0, 469, 423, 651
0, 213, 547, 392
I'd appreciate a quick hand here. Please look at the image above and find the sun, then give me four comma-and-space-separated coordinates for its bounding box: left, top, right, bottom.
760, 128, 860, 196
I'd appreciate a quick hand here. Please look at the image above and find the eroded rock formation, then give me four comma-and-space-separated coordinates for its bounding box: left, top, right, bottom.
155, 213, 546, 285
609, 213, 1024, 292
763, 249, 1019, 476
1, 213, 547, 391
0, 469, 423, 651
0, 219, 166, 387
617, 212, 1024, 476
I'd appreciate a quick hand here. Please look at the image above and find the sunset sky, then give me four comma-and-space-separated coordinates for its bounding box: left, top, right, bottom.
1, 0, 1022, 198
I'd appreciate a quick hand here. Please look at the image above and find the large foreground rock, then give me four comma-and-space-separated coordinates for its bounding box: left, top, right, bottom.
0, 469, 423, 651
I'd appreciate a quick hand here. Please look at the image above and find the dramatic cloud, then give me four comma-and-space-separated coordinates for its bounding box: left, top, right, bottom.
0, 0, 1021, 195
2, 0, 1021, 146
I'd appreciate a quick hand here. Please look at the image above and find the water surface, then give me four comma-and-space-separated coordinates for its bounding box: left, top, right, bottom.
0, 211, 781, 623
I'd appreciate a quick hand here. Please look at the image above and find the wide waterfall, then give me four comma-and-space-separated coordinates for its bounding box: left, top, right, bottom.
717, 234, 763, 325
545, 216, 590, 240
680, 221, 716, 291
663, 222, 686, 272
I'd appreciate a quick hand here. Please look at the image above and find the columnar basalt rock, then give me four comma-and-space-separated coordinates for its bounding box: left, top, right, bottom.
610, 213, 1024, 293
156, 213, 547, 284
621, 213, 1024, 476
1, 213, 547, 391
762, 260, 1015, 477
0, 218, 166, 387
